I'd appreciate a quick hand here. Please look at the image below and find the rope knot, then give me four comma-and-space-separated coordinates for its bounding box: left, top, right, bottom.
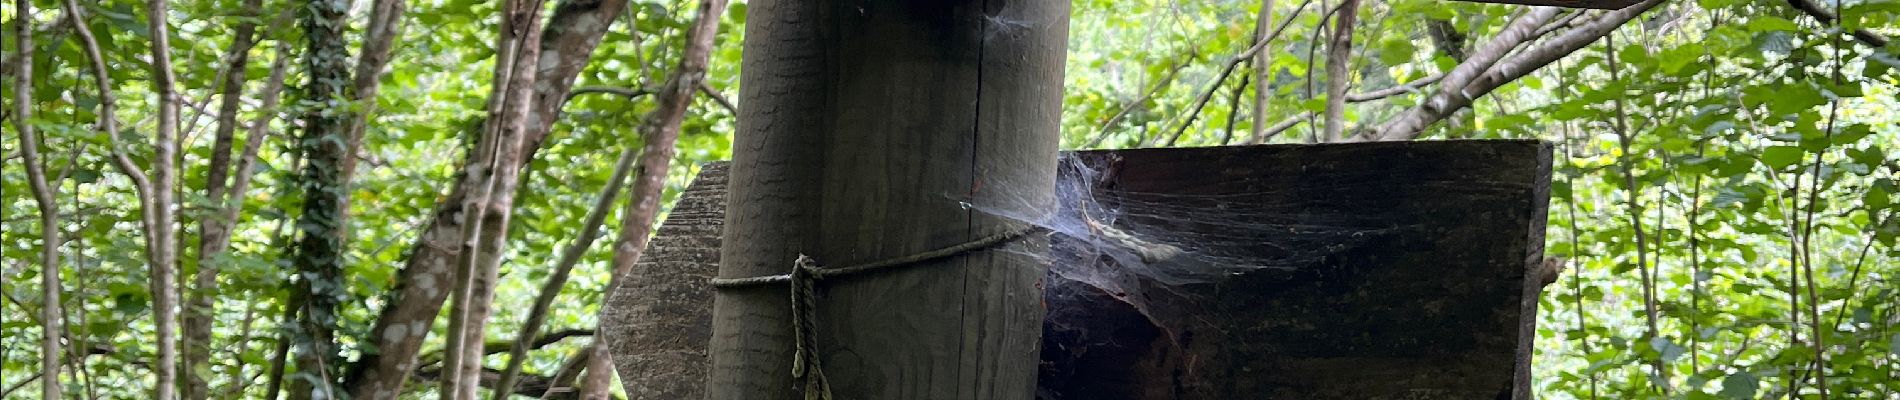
789, 255, 832, 400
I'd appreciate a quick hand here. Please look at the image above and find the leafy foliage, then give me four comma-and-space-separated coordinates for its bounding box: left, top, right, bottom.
2, 0, 1896, 398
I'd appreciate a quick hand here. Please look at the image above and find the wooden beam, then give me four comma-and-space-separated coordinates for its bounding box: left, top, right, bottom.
701, 1, 1070, 399
1038, 141, 1552, 399
605, 140, 1553, 399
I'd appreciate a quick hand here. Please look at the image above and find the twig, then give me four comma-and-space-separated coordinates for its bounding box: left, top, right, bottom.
1345, 73, 1443, 102
698, 80, 738, 114
567, 85, 657, 100
1082, 55, 1192, 149
1159, 0, 1313, 147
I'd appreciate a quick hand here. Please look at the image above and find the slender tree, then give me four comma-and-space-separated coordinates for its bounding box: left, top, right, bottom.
342, 2, 634, 397
181, 1, 266, 396
1322, 0, 1358, 141
1250, 0, 1276, 143
443, 0, 546, 396
13, 1, 64, 398
287, 0, 354, 395
583, 1, 729, 397
145, 0, 186, 396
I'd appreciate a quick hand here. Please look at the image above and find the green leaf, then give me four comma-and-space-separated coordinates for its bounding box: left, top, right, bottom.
1379, 39, 1416, 66
1720, 372, 1758, 399
1760, 146, 1804, 169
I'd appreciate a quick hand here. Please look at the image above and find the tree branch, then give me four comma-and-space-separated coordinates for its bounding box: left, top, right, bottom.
1346, 73, 1442, 102
1788, 0, 1889, 48
1159, 0, 1313, 147
698, 80, 738, 115
344, 1, 635, 398
567, 85, 656, 100
1369, 1, 1665, 141
584, 0, 731, 397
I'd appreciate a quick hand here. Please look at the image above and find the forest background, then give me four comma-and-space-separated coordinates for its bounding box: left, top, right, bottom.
1, 0, 1897, 398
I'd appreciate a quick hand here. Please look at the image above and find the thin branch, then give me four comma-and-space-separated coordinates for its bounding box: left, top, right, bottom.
698, 80, 738, 115
567, 85, 657, 100
1788, 0, 1889, 48
1160, 0, 1313, 147
1345, 73, 1443, 102
1246, 113, 1311, 144
494, 148, 638, 397
1082, 56, 1191, 149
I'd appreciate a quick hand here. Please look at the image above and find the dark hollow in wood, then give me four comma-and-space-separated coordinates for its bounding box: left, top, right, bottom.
602, 140, 1552, 400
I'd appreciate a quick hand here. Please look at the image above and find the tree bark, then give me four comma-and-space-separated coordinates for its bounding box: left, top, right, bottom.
182, 1, 265, 396
341, 2, 630, 398
707, 1, 1069, 398
67, 5, 170, 398
443, 0, 546, 397
1371, 1, 1662, 140
144, 0, 185, 397
340, 0, 407, 180
1249, 0, 1276, 143
1321, 0, 1358, 141
285, 0, 354, 396
14, 1, 63, 397
493, 148, 637, 399
579, 1, 728, 398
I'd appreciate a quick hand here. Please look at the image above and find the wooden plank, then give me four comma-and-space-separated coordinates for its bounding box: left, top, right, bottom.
1037, 140, 1552, 399
604, 140, 1552, 399
701, 1, 1070, 399
601, 162, 726, 400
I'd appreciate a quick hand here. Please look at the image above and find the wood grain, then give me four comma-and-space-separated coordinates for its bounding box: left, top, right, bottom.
703, 1, 1070, 399
607, 140, 1551, 399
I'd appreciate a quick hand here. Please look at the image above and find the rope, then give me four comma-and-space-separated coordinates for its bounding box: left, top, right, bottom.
710, 225, 1043, 399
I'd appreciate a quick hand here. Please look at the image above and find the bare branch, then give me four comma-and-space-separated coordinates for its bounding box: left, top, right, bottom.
1160, 0, 1314, 147
1367, 1, 1671, 141
1346, 73, 1443, 103
493, 148, 637, 397
698, 80, 739, 115
1788, 0, 1889, 48
568, 85, 656, 100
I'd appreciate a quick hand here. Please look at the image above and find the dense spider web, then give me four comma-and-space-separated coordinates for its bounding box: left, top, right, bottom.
966, 153, 1407, 362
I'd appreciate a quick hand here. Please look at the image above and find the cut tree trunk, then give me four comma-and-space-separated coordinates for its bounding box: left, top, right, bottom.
604, 140, 1553, 399
705, 1, 1070, 399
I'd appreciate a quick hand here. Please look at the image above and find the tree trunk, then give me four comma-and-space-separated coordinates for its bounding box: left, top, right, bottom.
1321, 0, 1357, 141
144, 0, 185, 397
182, 1, 264, 396
443, 0, 545, 397
341, 0, 407, 179
1249, 0, 1275, 144
286, 0, 355, 396
341, 2, 629, 398
579, 1, 729, 398
492, 148, 636, 399
707, 1, 1069, 398
14, 1, 63, 397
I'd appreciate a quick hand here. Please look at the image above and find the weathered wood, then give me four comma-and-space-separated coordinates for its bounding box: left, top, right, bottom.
1452, 0, 1643, 9
603, 162, 726, 400
1036, 141, 1552, 399
703, 1, 1070, 399
605, 140, 1551, 399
